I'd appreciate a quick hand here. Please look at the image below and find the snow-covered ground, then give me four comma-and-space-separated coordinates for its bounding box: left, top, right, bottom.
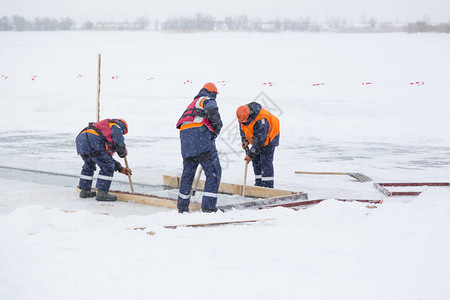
0, 31, 449, 299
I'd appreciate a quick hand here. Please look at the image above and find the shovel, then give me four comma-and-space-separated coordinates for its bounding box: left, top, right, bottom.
294, 171, 373, 182
242, 146, 250, 197
242, 161, 249, 197
124, 157, 135, 193
191, 166, 203, 196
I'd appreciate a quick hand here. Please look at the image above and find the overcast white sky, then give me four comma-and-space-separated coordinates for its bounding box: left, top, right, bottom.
1, 0, 449, 23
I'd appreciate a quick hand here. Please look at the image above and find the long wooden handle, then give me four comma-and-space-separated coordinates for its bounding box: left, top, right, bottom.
124, 156, 134, 193
96, 53, 101, 122
295, 171, 347, 175
242, 161, 249, 197
192, 166, 203, 196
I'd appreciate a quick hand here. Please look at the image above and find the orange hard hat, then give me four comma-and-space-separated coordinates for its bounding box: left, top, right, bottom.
203, 82, 219, 94
236, 105, 250, 123
116, 118, 128, 135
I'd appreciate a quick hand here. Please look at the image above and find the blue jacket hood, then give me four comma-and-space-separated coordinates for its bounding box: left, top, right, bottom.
195, 88, 216, 100
242, 102, 262, 125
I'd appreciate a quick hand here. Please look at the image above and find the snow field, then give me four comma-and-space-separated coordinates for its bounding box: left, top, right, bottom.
1, 31, 450, 299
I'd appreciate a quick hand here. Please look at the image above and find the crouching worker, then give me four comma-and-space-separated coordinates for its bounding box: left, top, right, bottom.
176, 83, 223, 213
76, 118, 132, 201
236, 102, 280, 188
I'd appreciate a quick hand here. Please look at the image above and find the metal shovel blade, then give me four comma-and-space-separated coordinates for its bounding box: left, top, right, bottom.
346, 173, 373, 182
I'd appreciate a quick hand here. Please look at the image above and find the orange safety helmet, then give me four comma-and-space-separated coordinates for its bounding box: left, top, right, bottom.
116, 118, 128, 135
236, 105, 250, 123
203, 82, 219, 94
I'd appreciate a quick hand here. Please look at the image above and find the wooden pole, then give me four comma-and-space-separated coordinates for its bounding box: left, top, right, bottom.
294, 171, 372, 182
124, 156, 135, 193
95, 53, 134, 193
191, 166, 203, 196
295, 171, 347, 175
242, 146, 250, 197
242, 161, 249, 197
96, 53, 101, 122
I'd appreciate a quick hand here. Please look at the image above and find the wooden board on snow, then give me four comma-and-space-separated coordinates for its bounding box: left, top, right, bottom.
163, 175, 304, 198
109, 189, 202, 211
164, 218, 276, 229
78, 186, 308, 211
78, 188, 202, 211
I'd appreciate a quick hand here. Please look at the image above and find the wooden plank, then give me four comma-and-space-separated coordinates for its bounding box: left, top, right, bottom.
78, 188, 202, 211
335, 199, 384, 204
163, 175, 302, 198
109, 190, 202, 211
78, 187, 307, 212
164, 218, 276, 229
259, 198, 383, 210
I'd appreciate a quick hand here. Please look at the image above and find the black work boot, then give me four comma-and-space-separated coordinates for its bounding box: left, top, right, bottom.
79, 189, 96, 198
96, 189, 117, 201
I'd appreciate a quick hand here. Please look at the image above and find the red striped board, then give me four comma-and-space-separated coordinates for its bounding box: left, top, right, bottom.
374, 182, 449, 197
258, 198, 384, 210
164, 218, 276, 229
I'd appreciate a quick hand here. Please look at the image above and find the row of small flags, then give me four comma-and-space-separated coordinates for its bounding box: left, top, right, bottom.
1, 74, 426, 86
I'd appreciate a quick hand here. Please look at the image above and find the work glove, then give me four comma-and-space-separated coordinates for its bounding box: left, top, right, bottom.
244, 146, 252, 163
120, 167, 132, 175
211, 131, 219, 140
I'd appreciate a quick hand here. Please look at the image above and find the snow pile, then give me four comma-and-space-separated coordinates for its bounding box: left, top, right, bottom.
1, 180, 450, 300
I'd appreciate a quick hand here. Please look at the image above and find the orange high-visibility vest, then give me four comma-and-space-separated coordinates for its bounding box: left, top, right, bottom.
80, 119, 120, 155
176, 97, 214, 132
240, 108, 279, 146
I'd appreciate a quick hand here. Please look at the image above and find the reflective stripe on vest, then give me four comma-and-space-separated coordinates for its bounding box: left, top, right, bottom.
240, 108, 280, 146
176, 97, 214, 132
180, 122, 204, 130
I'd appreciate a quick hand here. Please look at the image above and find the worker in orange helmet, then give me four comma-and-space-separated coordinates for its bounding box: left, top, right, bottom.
236, 102, 279, 188
76, 118, 132, 201
176, 82, 223, 213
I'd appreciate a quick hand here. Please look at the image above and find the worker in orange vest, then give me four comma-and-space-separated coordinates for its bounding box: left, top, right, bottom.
176, 83, 223, 212
236, 102, 280, 188
76, 119, 132, 201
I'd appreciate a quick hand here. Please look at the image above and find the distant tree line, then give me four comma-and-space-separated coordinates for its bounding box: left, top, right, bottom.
1, 14, 449, 33
162, 14, 216, 31
80, 18, 151, 31
161, 14, 321, 32
406, 21, 450, 33
0, 16, 75, 31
